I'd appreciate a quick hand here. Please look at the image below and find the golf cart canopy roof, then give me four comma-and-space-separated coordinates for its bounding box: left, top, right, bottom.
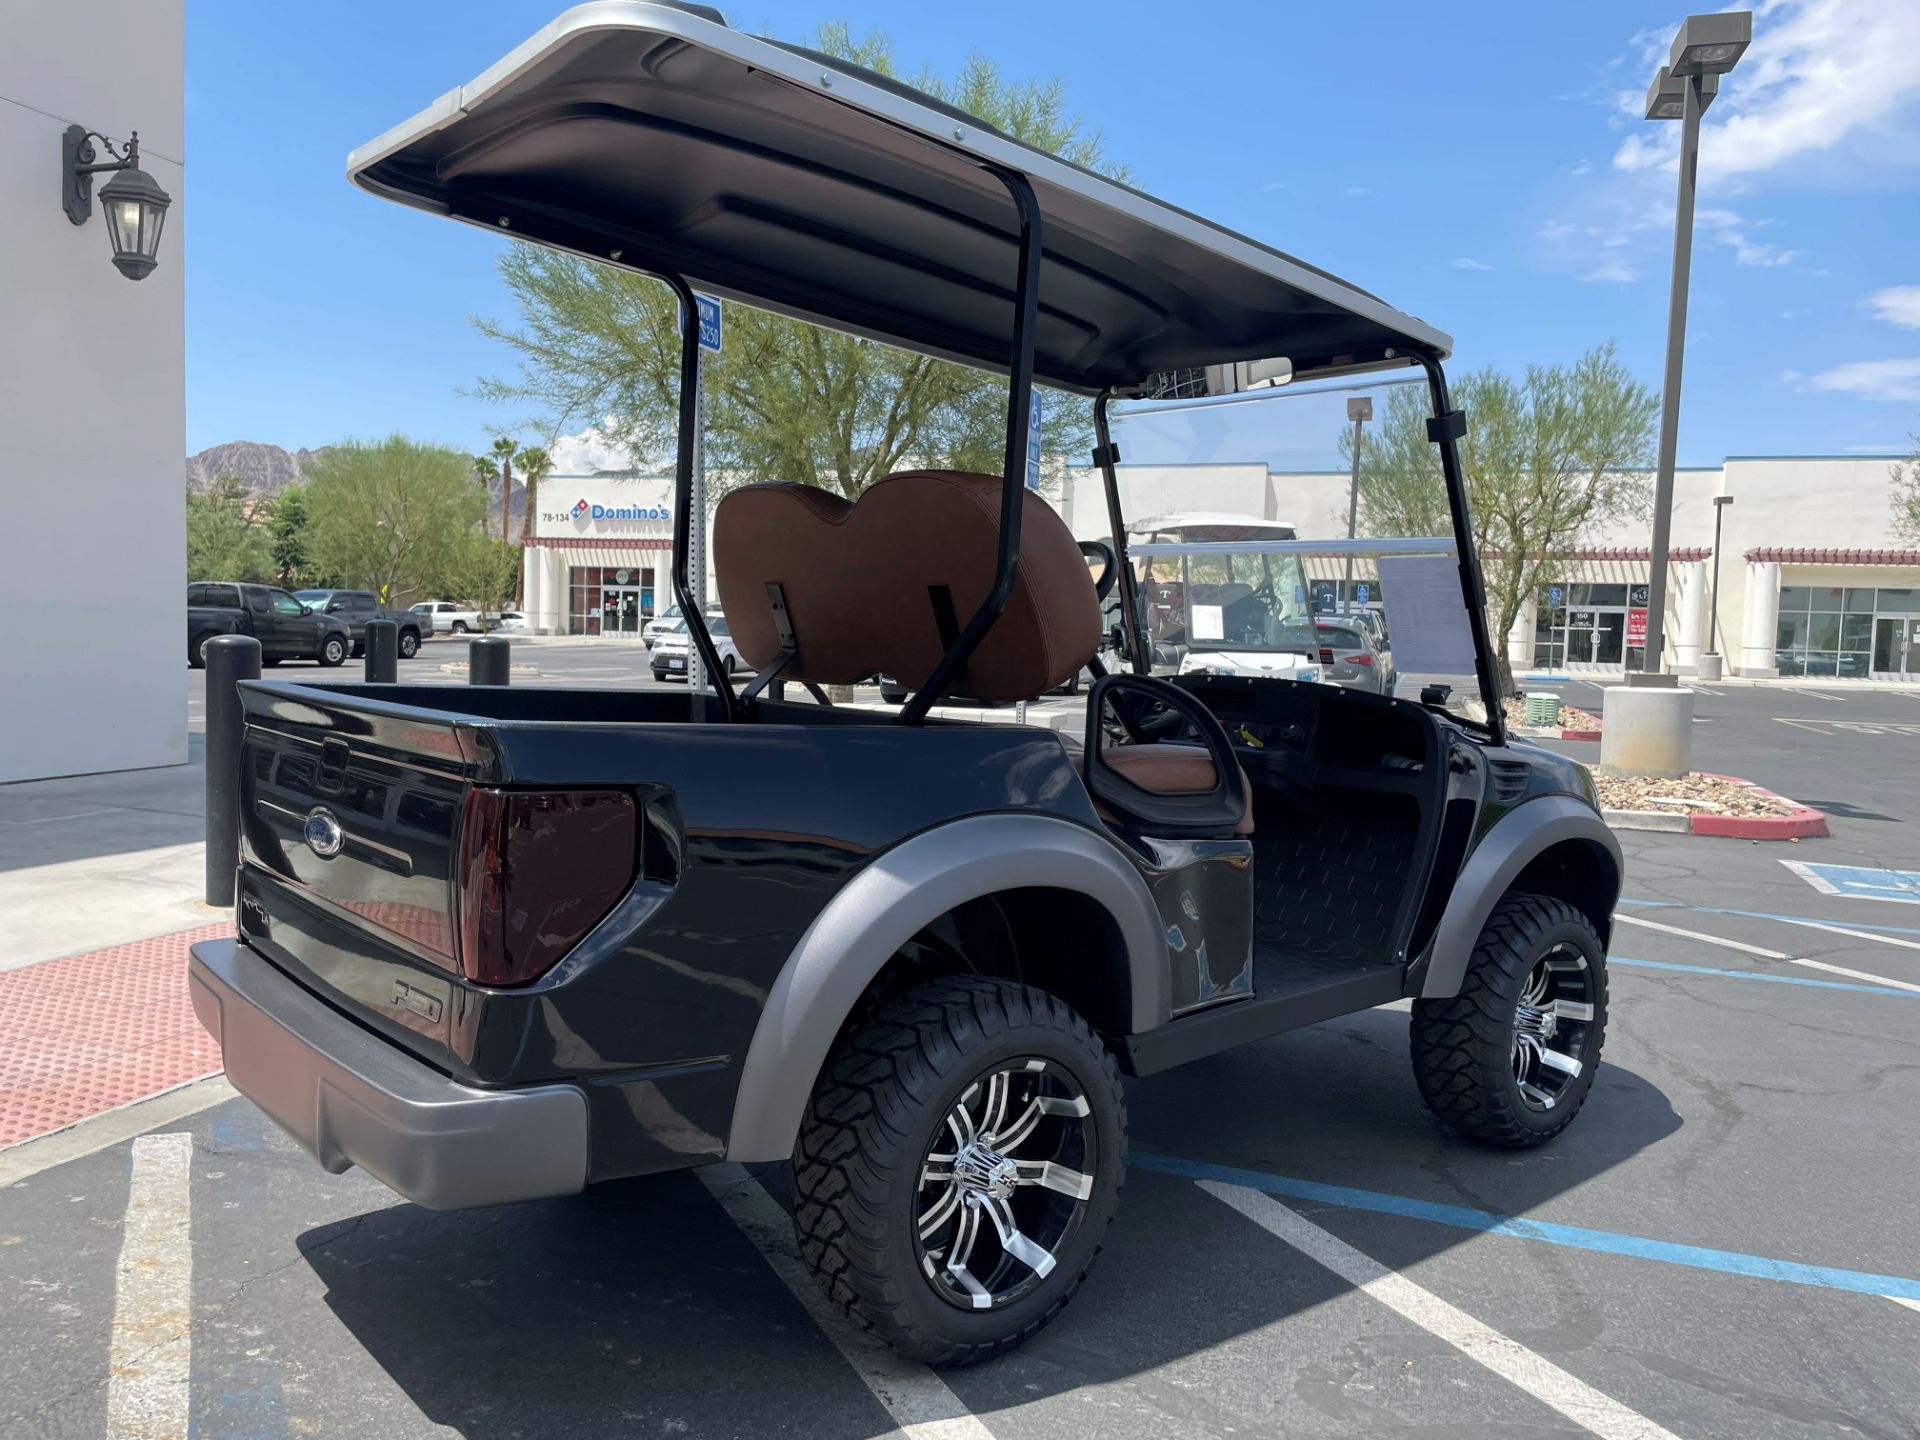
348, 1, 1452, 396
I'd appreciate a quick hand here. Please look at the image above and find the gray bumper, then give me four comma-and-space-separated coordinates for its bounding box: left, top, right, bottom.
188, 938, 588, 1210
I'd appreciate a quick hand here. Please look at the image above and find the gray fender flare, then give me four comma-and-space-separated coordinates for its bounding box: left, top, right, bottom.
1421, 794, 1623, 999
723, 813, 1168, 1163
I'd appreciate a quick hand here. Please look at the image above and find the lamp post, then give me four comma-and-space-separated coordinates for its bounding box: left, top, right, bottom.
1699, 493, 1734, 680
1342, 395, 1372, 611
1631, 11, 1750, 688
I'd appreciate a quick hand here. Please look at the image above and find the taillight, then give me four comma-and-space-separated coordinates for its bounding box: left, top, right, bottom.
456, 789, 637, 987
1345, 654, 1374, 666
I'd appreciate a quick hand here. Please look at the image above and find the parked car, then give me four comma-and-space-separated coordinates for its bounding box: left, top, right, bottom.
650, 614, 743, 680
409, 599, 507, 633
292, 589, 427, 659
644, 601, 722, 647
192, 14, 1620, 1367
1315, 618, 1395, 696
491, 611, 527, 633
186, 582, 351, 668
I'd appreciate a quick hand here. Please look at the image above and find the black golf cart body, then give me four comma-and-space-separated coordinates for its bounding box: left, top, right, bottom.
188, 0, 1621, 1359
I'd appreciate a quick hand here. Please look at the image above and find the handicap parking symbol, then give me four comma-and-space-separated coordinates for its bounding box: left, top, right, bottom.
1782, 860, 1920, 904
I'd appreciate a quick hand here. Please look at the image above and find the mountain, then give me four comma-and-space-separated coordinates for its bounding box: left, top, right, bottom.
185, 441, 326, 495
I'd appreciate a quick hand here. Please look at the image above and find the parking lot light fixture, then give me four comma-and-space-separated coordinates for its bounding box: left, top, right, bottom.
1631, 13, 1749, 690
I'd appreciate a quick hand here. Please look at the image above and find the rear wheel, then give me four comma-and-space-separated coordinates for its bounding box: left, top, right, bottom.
451, 620, 469, 634
189, 631, 218, 668
793, 977, 1125, 1364
1410, 893, 1608, 1147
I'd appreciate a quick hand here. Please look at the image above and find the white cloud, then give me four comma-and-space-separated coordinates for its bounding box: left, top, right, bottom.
1570, 159, 1593, 176
1612, 0, 1920, 179
547, 421, 637, 475
1581, 257, 1640, 284
1866, 286, 1920, 328
1260, 181, 1288, 193
1339, 185, 1374, 198
1452, 258, 1492, 271
1802, 358, 1920, 402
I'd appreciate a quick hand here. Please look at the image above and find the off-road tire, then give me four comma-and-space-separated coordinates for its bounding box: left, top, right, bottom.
1410, 892, 1608, 1148
793, 976, 1126, 1364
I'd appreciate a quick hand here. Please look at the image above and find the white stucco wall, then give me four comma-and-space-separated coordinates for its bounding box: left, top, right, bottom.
1, 0, 185, 780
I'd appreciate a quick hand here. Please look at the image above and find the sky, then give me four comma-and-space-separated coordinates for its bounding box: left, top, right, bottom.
184, 0, 1920, 469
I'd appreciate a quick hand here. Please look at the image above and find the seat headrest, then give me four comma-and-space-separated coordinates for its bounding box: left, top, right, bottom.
714, 471, 1100, 699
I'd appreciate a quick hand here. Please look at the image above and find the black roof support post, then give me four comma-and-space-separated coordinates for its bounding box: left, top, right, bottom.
1093, 390, 1149, 676
897, 165, 1043, 725
1411, 350, 1506, 747
659, 269, 739, 722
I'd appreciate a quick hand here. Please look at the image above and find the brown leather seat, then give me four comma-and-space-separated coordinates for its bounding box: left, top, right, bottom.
713, 472, 1251, 835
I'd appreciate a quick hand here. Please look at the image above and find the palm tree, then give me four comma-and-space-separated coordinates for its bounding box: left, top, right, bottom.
489, 436, 521, 541
515, 445, 552, 549
472, 454, 500, 537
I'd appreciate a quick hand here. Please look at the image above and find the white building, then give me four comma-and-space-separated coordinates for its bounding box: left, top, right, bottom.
520, 473, 680, 635
2, 1, 185, 781
1058, 455, 1920, 681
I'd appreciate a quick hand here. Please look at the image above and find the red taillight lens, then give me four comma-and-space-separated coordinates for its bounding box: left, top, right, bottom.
456, 789, 637, 987
1344, 654, 1374, 666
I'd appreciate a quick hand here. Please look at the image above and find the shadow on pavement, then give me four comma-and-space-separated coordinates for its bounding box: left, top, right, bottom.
298, 1004, 1679, 1437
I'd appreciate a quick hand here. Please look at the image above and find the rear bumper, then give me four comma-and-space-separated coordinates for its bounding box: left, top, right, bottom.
188, 938, 589, 1210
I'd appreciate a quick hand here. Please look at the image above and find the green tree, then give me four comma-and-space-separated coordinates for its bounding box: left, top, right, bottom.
432, 534, 521, 627
488, 436, 521, 540
1890, 433, 1920, 545
1345, 343, 1659, 692
473, 25, 1118, 501
267, 484, 316, 586
305, 436, 488, 602
186, 474, 274, 582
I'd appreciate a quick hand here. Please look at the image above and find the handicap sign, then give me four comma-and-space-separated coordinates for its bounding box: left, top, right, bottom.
1355, 582, 1370, 604
1783, 860, 1920, 905
678, 293, 723, 352
1294, 584, 1305, 605
1026, 389, 1043, 491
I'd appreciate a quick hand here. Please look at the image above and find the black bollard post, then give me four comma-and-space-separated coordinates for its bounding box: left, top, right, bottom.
364, 619, 398, 683
204, 634, 262, 907
469, 634, 511, 685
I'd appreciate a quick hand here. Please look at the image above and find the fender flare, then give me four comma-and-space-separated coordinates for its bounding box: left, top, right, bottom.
1421, 794, 1623, 999
723, 812, 1168, 1163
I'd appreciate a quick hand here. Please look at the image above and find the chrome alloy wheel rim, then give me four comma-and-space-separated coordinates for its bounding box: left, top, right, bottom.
1511, 943, 1597, 1111
916, 1058, 1096, 1311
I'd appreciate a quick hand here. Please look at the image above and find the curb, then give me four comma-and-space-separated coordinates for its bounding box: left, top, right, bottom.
1559, 727, 1603, 742
1603, 775, 1828, 841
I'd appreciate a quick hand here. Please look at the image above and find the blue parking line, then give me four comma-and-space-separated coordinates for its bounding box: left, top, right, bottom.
1619, 896, 1920, 939
1130, 1152, 1920, 1303
1612, 954, 1919, 997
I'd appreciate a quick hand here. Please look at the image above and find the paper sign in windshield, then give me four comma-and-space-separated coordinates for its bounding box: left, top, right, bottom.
1191, 604, 1224, 641
1376, 555, 1476, 675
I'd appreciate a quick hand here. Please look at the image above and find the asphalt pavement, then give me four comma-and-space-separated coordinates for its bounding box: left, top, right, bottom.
6, 653, 1918, 1439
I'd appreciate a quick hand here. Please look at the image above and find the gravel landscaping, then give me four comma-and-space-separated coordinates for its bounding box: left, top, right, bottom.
1591, 771, 1797, 818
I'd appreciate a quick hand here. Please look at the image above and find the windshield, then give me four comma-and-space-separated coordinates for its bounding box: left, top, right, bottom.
293, 590, 330, 603
1103, 376, 1489, 726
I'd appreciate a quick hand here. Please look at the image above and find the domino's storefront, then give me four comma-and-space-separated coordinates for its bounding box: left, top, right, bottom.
521, 475, 676, 636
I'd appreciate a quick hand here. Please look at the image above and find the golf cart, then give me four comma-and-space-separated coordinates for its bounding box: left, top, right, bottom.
188, 2, 1621, 1364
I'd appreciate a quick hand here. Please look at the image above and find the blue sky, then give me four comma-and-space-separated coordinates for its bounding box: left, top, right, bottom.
184, 0, 1920, 467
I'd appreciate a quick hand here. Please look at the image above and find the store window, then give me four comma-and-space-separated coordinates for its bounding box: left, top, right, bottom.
1775, 585, 1868, 678
566, 566, 657, 635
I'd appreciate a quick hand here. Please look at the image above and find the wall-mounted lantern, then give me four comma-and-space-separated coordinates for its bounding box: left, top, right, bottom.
61, 125, 172, 281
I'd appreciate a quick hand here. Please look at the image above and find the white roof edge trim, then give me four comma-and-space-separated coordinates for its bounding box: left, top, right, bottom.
1131, 538, 1458, 557
344, 1, 1452, 362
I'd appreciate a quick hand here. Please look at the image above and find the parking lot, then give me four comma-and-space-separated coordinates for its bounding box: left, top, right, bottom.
7, 655, 1919, 1439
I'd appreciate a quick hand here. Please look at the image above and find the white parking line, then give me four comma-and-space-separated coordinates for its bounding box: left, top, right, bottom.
106, 1130, 193, 1440
1198, 1181, 1684, 1440
1752, 911, 1920, 954
698, 1163, 994, 1440
1615, 913, 1920, 993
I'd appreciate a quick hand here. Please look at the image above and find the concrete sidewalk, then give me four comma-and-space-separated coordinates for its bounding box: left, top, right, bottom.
0, 743, 215, 973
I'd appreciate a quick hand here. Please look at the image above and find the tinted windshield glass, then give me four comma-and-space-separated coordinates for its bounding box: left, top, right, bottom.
1107, 376, 1487, 724
293, 591, 328, 603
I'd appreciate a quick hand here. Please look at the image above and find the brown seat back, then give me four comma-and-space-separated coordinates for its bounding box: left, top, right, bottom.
714, 471, 1100, 699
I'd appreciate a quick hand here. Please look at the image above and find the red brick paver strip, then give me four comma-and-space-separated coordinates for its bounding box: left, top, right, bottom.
0, 922, 232, 1149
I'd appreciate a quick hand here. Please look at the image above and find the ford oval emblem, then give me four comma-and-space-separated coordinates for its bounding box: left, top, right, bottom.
303, 807, 345, 858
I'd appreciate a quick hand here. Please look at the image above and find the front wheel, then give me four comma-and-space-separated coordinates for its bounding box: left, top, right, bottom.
398, 629, 421, 659
793, 977, 1126, 1364
1410, 893, 1608, 1148
317, 635, 348, 667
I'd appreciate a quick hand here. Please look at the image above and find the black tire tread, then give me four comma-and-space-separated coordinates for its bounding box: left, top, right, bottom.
1409, 892, 1608, 1149
792, 975, 1124, 1365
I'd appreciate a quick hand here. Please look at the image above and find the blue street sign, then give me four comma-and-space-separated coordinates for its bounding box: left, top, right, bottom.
678, 294, 723, 352
1784, 861, 1920, 905
1547, 585, 1564, 606
1025, 389, 1044, 491
1294, 584, 1305, 604
1356, 582, 1370, 604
